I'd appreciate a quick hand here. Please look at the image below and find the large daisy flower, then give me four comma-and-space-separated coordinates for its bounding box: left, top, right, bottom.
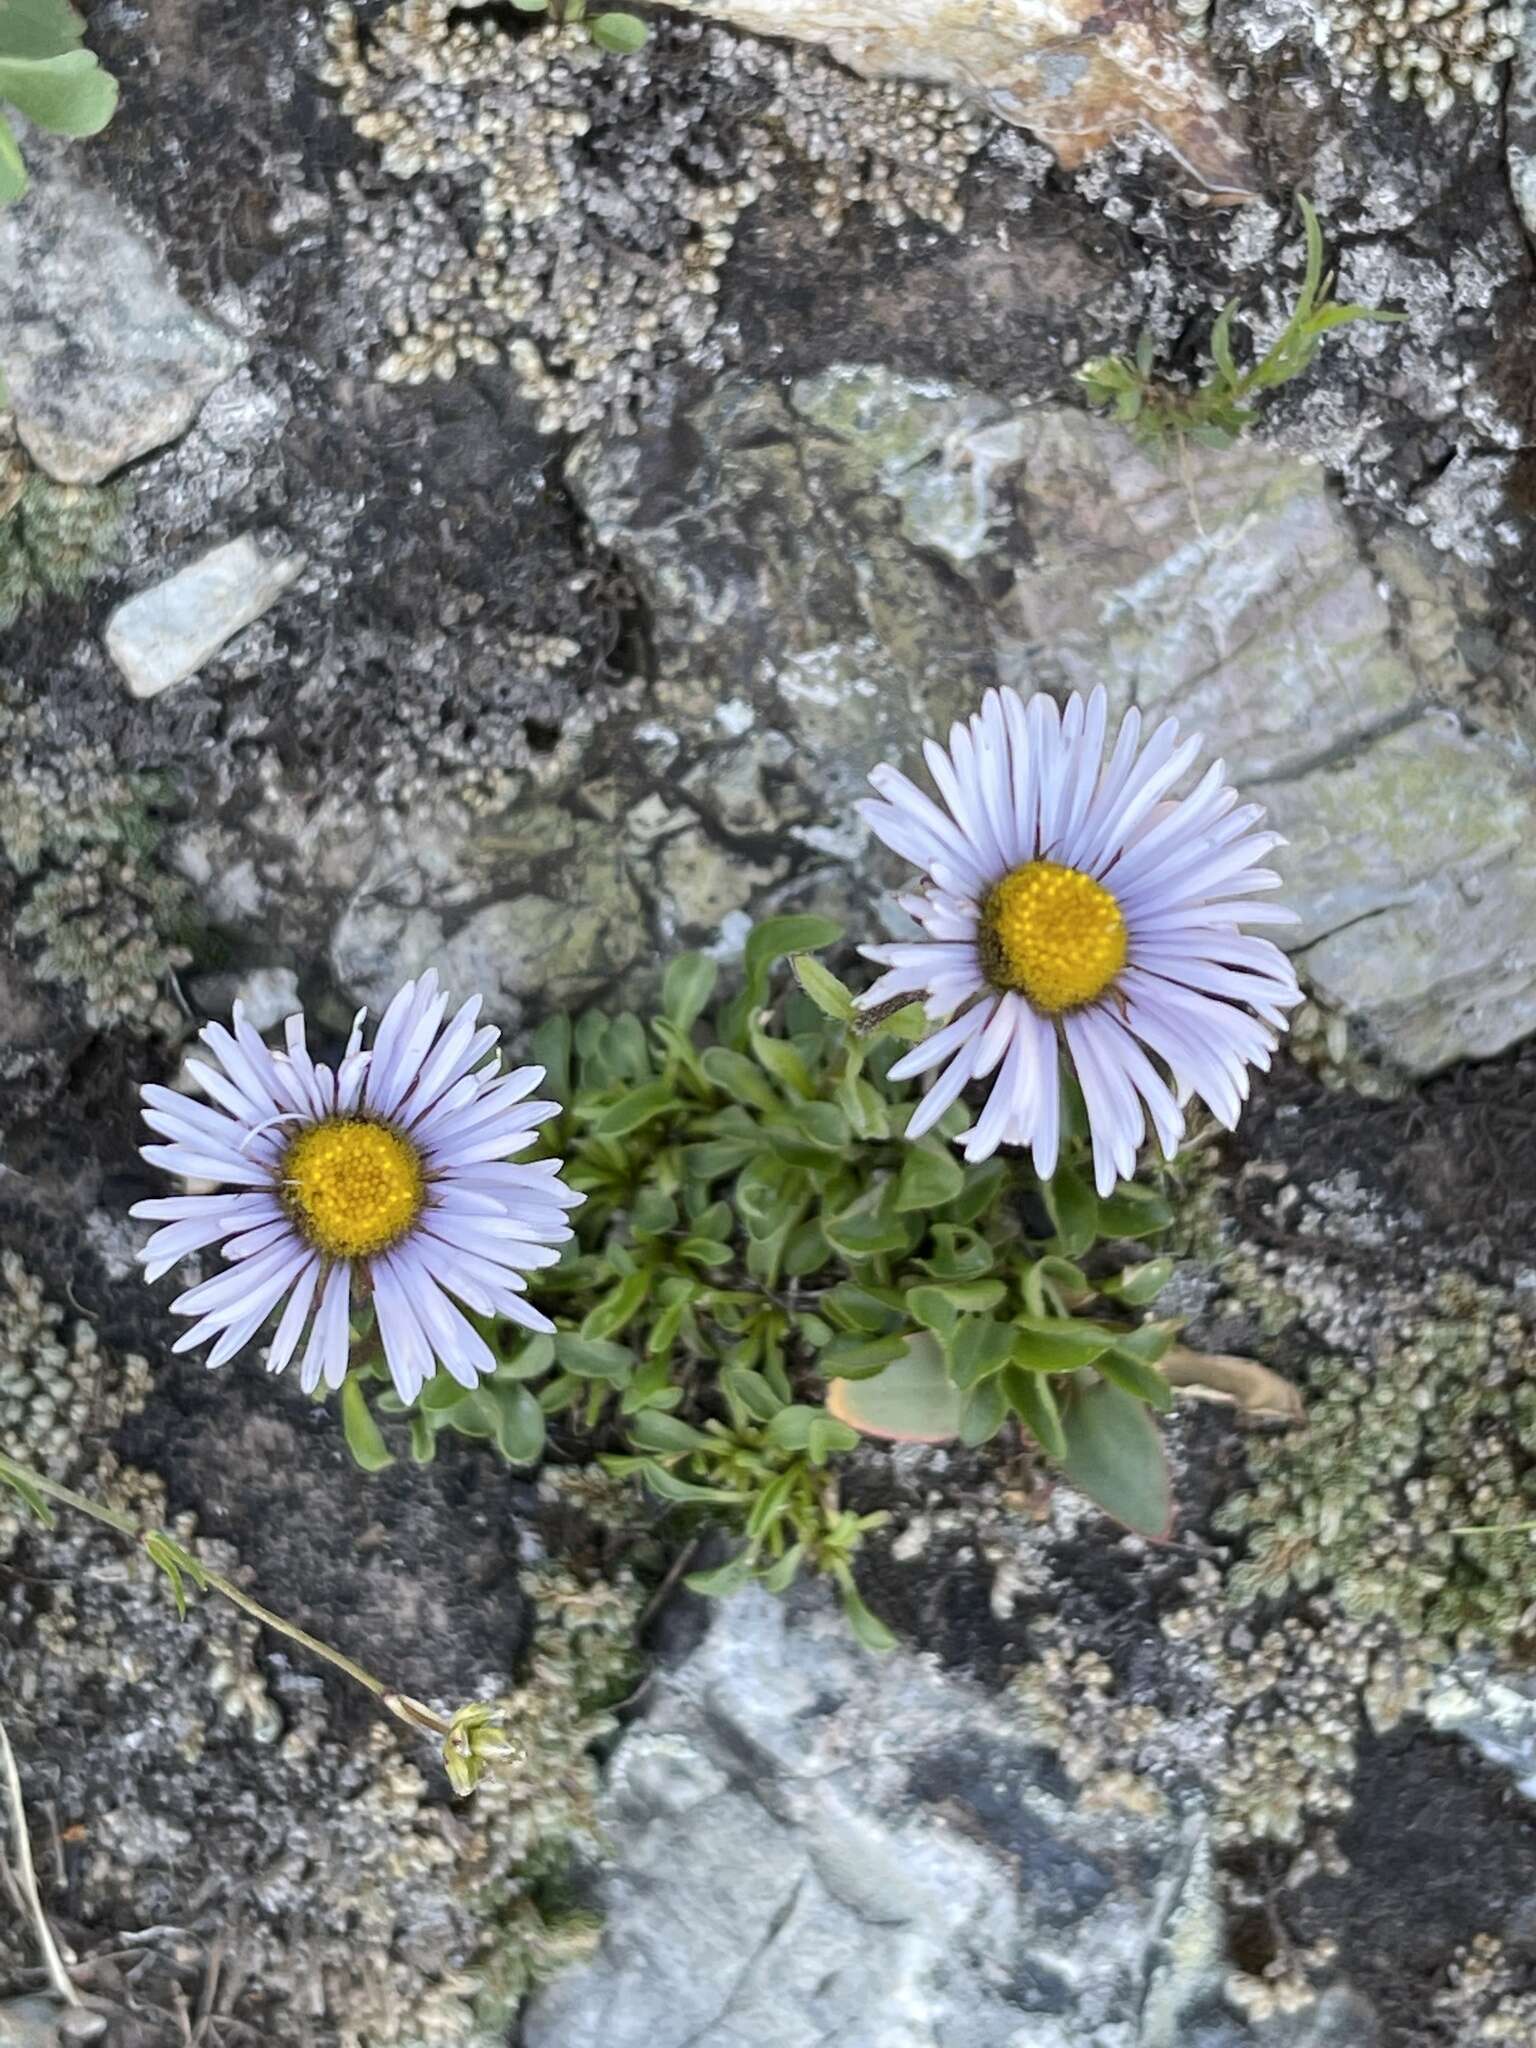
858, 686, 1303, 1193
131, 973, 580, 1400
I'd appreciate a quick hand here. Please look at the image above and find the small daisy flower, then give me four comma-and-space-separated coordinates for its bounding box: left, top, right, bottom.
131, 973, 581, 1401
858, 686, 1303, 1194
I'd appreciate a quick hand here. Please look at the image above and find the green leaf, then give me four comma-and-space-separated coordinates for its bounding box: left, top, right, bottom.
685, 1553, 756, 1597
646, 1295, 690, 1358
533, 1014, 573, 1104
590, 8, 649, 51
822, 1210, 912, 1261
744, 914, 843, 999
765, 1404, 858, 1457
949, 1317, 1017, 1391
628, 1410, 716, 1453
1010, 1314, 1115, 1373
958, 1373, 1008, 1447
721, 1364, 783, 1423
630, 1188, 679, 1237
0, 1461, 54, 1526
774, 1101, 848, 1153
913, 1226, 995, 1281
1094, 1183, 1173, 1239
1056, 1378, 1174, 1540
1113, 1317, 1180, 1367
826, 1332, 963, 1443
702, 1046, 781, 1113
682, 1135, 759, 1180
838, 1579, 897, 1653
1209, 296, 1239, 385
1097, 1346, 1174, 1413
0, 47, 117, 135
678, 1234, 733, 1268
749, 1017, 816, 1098
941, 1157, 1009, 1227
592, 1079, 676, 1138
490, 1384, 547, 1463
662, 951, 717, 1032
553, 1333, 635, 1381
1297, 192, 1324, 317
618, 1350, 680, 1415
492, 1330, 556, 1381
893, 1136, 965, 1213
759, 1542, 806, 1593
735, 1154, 800, 1241
0, 0, 86, 58
817, 1331, 908, 1379
791, 952, 855, 1021
604, 1012, 652, 1082
144, 1530, 194, 1619
779, 1218, 827, 1277
639, 1463, 752, 1507
1100, 1258, 1174, 1306
1004, 1366, 1066, 1459
408, 1413, 437, 1463
823, 1283, 904, 1335
340, 1377, 395, 1472
1044, 1163, 1099, 1256
581, 1270, 650, 1340
0, 111, 25, 202
837, 1067, 890, 1141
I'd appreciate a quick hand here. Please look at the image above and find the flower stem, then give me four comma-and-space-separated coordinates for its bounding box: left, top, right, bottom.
0, 1448, 452, 1740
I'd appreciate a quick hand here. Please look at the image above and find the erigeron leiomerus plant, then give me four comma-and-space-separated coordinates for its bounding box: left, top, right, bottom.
344, 684, 1301, 1643
344, 920, 1189, 1646
3, 681, 1298, 1774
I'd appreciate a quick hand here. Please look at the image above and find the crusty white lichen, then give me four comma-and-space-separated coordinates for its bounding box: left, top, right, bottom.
0, 685, 194, 1037
322, 2, 986, 432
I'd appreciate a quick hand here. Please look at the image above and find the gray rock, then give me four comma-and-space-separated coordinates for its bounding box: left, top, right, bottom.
1427, 1659, 1536, 1800
1508, 10, 1536, 242
0, 1999, 68, 2048
105, 537, 306, 700
0, 135, 247, 485
189, 966, 301, 1034
524, 1588, 1356, 2048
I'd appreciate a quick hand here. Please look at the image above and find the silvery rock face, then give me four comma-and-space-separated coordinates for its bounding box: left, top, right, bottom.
523, 1587, 1365, 2048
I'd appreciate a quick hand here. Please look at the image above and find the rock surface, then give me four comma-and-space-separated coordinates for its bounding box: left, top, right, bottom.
0, 136, 246, 484
525, 1587, 1367, 2048
675, 0, 1258, 196
104, 535, 306, 699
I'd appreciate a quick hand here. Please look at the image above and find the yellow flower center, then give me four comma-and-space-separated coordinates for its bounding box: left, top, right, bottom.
980, 860, 1128, 1013
281, 1118, 425, 1261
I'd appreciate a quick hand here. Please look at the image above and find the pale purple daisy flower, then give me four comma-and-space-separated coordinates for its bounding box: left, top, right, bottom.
857, 686, 1303, 1195
130, 973, 580, 1401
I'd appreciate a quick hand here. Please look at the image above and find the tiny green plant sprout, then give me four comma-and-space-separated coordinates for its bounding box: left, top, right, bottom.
0, 0, 119, 204
1076, 197, 1406, 455
510, 0, 649, 55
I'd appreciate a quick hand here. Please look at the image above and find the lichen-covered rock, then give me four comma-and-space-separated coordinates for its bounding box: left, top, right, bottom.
525, 1586, 1375, 2048
675, 0, 1259, 196
0, 136, 246, 484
